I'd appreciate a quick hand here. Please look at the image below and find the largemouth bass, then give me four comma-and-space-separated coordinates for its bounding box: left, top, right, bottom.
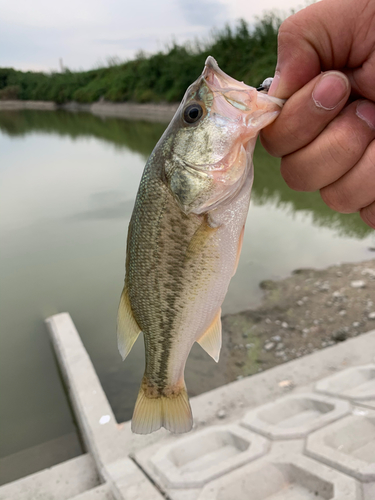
118, 57, 283, 434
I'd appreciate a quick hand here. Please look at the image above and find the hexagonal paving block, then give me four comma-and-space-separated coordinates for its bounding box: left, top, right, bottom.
147, 425, 270, 489
316, 364, 375, 401
198, 454, 359, 500
358, 400, 375, 410
240, 393, 350, 439
306, 412, 375, 482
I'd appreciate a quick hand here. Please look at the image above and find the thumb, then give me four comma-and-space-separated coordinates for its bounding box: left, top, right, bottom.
269, 0, 356, 99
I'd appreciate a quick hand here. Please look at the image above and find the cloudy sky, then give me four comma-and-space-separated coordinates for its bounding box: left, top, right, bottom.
0, 0, 307, 72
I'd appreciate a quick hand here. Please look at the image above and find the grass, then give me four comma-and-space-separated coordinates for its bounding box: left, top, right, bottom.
0, 14, 281, 104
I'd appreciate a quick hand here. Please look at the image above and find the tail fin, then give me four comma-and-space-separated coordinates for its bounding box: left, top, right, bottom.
131, 376, 193, 434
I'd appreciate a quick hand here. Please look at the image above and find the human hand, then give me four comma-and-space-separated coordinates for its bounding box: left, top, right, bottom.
260, 0, 375, 229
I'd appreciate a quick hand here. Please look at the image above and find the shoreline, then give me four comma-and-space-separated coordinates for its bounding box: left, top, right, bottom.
0, 99, 179, 123
216, 257, 375, 388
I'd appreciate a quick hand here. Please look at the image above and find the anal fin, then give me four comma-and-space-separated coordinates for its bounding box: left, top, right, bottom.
196, 309, 222, 362
117, 287, 141, 360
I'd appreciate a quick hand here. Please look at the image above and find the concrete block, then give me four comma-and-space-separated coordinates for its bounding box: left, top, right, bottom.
241, 393, 350, 439
362, 482, 375, 500
143, 425, 269, 489
0, 432, 82, 485
70, 483, 114, 500
316, 365, 375, 401
357, 400, 375, 410
45, 314, 128, 468
189, 330, 375, 436
103, 458, 165, 500
198, 454, 359, 500
306, 413, 375, 482
0, 454, 99, 500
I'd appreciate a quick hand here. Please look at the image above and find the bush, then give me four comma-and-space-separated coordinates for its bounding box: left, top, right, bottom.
0, 85, 20, 100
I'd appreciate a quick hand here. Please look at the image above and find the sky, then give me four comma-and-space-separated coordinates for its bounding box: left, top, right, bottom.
0, 0, 307, 72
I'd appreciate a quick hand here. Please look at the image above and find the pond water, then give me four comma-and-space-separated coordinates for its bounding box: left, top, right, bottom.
0, 109, 374, 479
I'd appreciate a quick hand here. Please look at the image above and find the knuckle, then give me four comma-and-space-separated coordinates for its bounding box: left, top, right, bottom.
320, 184, 358, 213
360, 203, 375, 230
282, 118, 309, 146
263, 118, 311, 158
325, 127, 356, 164
259, 131, 281, 157
366, 140, 375, 167
278, 15, 304, 44
280, 157, 307, 191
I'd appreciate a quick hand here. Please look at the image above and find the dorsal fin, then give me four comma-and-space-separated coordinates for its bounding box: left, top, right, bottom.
117, 287, 142, 360
196, 308, 222, 362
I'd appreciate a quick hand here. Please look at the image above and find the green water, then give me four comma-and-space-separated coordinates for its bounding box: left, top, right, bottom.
0, 110, 373, 477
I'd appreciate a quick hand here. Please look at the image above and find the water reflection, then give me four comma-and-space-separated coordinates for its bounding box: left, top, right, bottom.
70, 192, 135, 221
252, 145, 371, 239
0, 109, 371, 238
0, 109, 166, 157
0, 109, 373, 477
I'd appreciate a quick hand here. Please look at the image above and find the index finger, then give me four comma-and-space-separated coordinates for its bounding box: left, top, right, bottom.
269, 0, 370, 99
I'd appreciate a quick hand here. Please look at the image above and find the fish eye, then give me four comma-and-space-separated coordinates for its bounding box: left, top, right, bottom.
183, 103, 203, 124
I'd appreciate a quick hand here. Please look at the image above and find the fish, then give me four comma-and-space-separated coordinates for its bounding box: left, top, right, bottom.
117, 56, 284, 434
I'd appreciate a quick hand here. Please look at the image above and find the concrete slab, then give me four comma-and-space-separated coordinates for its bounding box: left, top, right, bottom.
0, 454, 99, 500
241, 393, 350, 439
44, 314, 375, 500
187, 330, 375, 439
138, 425, 269, 489
362, 482, 375, 500
103, 458, 165, 500
45, 314, 122, 468
70, 483, 114, 500
306, 412, 375, 482
315, 365, 375, 401
46, 313, 164, 500
0, 432, 82, 485
197, 454, 360, 500
356, 400, 375, 410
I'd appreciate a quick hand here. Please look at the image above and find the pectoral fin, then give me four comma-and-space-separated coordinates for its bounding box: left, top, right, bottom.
232, 225, 245, 276
196, 309, 222, 362
117, 287, 142, 360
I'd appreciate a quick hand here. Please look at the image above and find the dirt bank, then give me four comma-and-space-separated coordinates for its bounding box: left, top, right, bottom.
0, 100, 178, 123
219, 258, 375, 382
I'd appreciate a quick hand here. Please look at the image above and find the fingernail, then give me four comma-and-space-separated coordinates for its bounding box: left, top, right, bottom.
268, 71, 280, 97
312, 72, 349, 110
356, 100, 375, 130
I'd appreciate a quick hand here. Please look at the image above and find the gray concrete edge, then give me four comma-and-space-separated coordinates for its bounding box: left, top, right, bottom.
45, 312, 375, 498
46, 313, 165, 500
0, 100, 178, 123
122, 327, 375, 455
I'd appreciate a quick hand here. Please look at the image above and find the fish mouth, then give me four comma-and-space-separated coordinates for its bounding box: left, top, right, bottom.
203, 56, 252, 92
203, 55, 284, 109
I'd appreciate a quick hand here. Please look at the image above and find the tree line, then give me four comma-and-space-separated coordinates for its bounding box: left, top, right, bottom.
0, 15, 280, 104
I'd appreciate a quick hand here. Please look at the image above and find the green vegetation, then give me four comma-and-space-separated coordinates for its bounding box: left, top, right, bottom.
0, 15, 280, 104
0, 109, 371, 239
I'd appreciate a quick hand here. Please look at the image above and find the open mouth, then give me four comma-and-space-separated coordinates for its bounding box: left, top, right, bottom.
203, 56, 285, 109
203, 56, 252, 92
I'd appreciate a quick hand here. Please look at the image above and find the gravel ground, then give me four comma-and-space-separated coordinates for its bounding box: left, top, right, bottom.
220, 258, 375, 381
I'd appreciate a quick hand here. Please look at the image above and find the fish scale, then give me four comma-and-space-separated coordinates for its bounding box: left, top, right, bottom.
117, 56, 284, 434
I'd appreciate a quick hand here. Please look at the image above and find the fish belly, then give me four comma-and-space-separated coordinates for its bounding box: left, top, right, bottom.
166, 168, 253, 385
